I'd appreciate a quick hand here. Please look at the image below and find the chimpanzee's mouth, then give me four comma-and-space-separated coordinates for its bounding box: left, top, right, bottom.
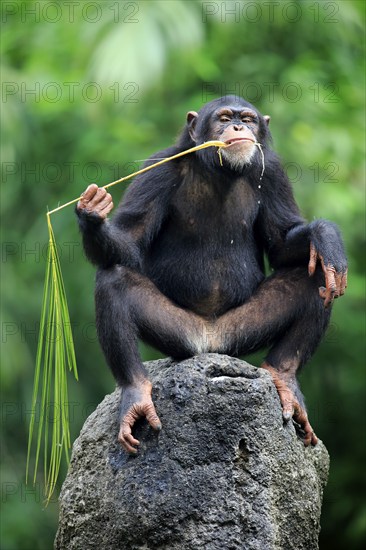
224, 137, 255, 146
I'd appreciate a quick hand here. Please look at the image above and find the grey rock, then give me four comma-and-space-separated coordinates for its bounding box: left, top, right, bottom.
55, 354, 329, 550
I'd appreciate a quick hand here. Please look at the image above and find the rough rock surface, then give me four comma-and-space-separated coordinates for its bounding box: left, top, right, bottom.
55, 354, 329, 550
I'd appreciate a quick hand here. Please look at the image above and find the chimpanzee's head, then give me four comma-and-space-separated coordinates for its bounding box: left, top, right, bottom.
183, 96, 271, 172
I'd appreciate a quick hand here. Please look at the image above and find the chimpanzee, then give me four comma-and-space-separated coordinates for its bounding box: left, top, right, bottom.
76, 96, 347, 452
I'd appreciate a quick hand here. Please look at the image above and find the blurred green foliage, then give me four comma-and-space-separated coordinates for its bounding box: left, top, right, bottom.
1, 1, 365, 549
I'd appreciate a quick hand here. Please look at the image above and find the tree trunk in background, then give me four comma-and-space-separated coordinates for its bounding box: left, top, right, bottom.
55, 354, 329, 550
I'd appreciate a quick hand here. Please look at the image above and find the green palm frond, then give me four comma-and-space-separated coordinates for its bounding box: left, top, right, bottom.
26, 214, 78, 503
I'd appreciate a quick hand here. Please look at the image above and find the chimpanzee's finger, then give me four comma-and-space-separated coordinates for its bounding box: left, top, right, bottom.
96, 194, 113, 212
323, 266, 337, 307
319, 286, 334, 307
340, 270, 348, 296
334, 272, 342, 298
293, 402, 316, 446
144, 402, 162, 431
280, 392, 295, 421
80, 183, 99, 201
99, 201, 114, 218
308, 242, 318, 276
118, 422, 140, 454
87, 187, 107, 206
120, 438, 138, 454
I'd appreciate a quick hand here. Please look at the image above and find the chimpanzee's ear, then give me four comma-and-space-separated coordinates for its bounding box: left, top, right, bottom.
263, 115, 271, 126
186, 111, 198, 142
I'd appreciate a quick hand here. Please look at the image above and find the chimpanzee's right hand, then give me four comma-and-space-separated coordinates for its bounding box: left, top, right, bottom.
119, 379, 162, 454
77, 184, 114, 220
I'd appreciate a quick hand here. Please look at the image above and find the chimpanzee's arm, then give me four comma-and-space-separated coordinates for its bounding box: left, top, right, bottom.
76, 148, 179, 269
76, 209, 141, 269
258, 160, 347, 304
272, 219, 346, 270
256, 160, 306, 266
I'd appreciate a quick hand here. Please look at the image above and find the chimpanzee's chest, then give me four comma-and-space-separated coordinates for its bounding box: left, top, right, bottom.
167, 177, 258, 241
145, 177, 264, 316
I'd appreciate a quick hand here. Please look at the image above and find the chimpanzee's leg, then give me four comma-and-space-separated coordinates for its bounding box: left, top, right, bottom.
95, 265, 211, 453
214, 267, 331, 445
95, 265, 210, 385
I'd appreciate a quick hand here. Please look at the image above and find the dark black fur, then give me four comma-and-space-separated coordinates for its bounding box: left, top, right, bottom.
76, 96, 346, 399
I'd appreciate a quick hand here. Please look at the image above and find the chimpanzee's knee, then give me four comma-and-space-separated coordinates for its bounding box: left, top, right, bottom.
95, 265, 138, 298
278, 266, 330, 314
263, 268, 332, 391
94, 266, 140, 333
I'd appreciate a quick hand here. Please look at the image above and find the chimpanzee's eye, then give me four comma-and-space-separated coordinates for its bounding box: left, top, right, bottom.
242, 117, 255, 124
220, 115, 231, 123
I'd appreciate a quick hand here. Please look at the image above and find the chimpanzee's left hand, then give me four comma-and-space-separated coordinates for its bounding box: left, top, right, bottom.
308, 242, 348, 307
307, 220, 348, 307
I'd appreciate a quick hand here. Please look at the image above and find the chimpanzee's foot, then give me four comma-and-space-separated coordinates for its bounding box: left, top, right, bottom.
261, 363, 318, 446
119, 379, 162, 454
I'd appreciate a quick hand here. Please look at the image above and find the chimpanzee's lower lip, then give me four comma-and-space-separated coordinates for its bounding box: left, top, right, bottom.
224, 138, 255, 145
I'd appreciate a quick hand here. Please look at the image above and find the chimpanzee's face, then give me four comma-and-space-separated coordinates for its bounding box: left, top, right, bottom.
187, 97, 270, 172
210, 106, 259, 170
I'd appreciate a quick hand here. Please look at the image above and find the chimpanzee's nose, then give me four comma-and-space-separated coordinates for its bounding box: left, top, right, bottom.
233, 124, 243, 131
